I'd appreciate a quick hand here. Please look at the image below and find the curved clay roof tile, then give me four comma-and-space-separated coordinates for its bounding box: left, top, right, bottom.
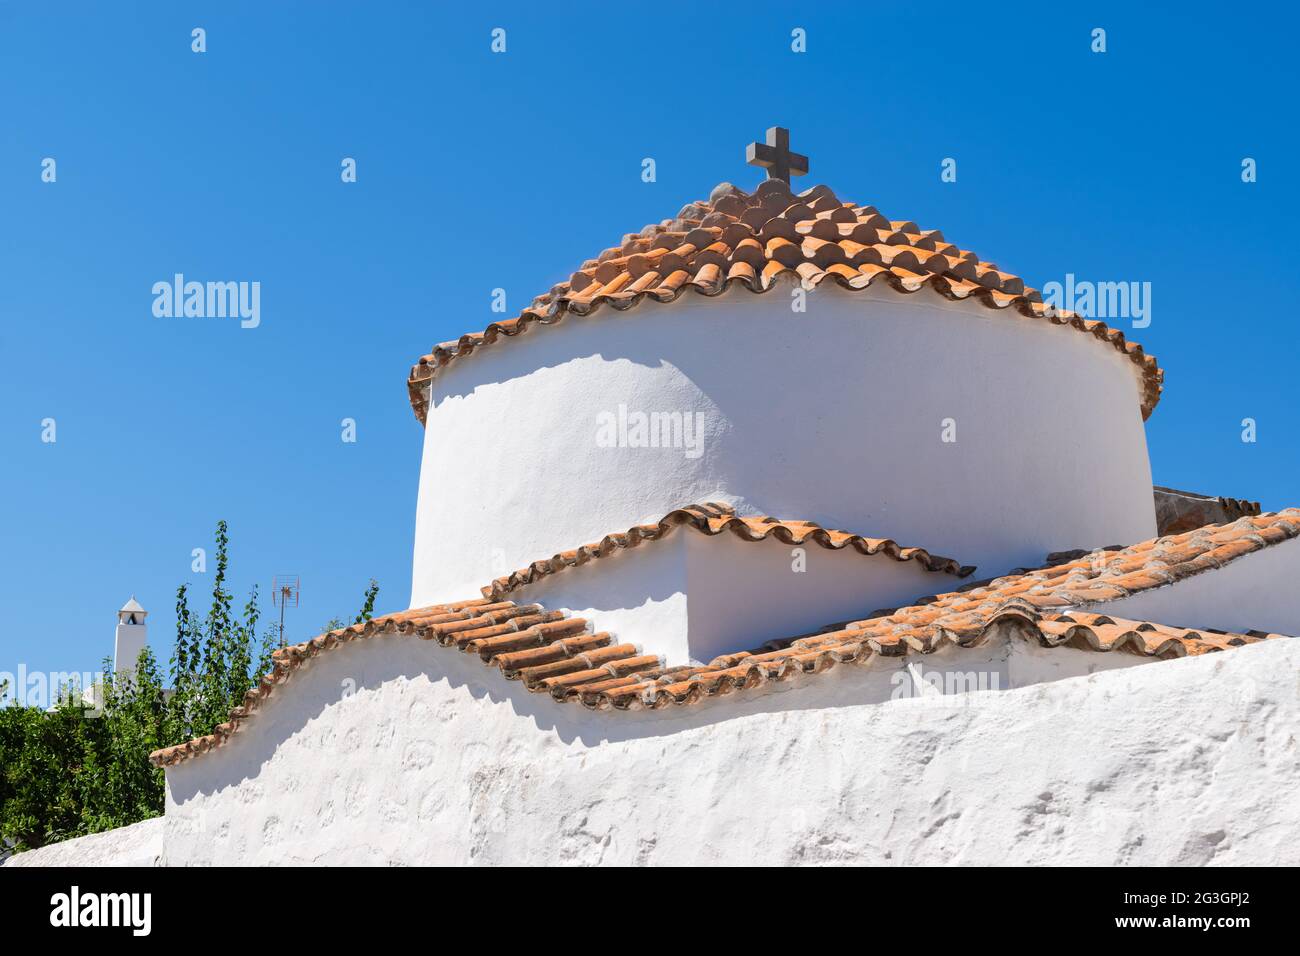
400, 180, 1163, 424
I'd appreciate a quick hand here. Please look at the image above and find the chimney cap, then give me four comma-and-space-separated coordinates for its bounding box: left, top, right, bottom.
119, 595, 147, 619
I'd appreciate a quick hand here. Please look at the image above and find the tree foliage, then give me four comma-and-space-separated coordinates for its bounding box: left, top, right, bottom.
0, 522, 377, 854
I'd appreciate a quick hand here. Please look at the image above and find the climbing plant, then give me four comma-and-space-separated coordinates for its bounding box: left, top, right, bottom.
0, 522, 378, 854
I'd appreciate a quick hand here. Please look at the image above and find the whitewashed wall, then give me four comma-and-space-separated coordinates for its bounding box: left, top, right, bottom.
514, 534, 689, 662
160, 631, 1297, 866
683, 532, 955, 662
412, 282, 1156, 606
519, 531, 962, 665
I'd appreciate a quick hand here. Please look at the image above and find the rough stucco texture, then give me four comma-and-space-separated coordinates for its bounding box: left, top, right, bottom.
161, 632, 1298, 866
1, 816, 163, 867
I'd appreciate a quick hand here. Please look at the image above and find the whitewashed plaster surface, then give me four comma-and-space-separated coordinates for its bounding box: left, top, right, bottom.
411, 282, 1157, 606
2, 816, 163, 867
682, 532, 957, 662
515, 531, 688, 666
518, 530, 962, 666
160, 628, 1298, 866
1095, 536, 1300, 636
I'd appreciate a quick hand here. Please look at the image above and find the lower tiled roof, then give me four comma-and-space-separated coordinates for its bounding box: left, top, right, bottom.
149, 510, 1298, 767
551, 602, 1282, 711
980, 508, 1300, 606
483, 502, 974, 601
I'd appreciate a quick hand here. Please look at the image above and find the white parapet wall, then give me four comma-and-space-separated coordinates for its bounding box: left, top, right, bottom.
412, 281, 1157, 606
160, 630, 1297, 866
1, 817, 163, 867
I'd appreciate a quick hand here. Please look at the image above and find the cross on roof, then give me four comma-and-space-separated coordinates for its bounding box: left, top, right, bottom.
745, 127, 809, 183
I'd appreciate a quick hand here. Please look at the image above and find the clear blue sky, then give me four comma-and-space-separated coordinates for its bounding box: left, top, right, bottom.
2, 1, 1296, 675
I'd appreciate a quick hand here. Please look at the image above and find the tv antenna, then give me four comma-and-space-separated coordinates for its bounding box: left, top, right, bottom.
272, 575, 300, 647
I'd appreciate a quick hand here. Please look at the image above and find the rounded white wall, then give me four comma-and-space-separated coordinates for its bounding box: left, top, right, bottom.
412, 282, 1156, 606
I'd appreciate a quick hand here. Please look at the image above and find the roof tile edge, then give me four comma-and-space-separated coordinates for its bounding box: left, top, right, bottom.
407, 181, 1163, 423
148, 511, 1299, 768
481, 502, 976, 602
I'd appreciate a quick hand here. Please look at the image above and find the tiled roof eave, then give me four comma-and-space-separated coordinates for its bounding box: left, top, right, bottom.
148, 510, 1299, 768
148, 594, 1285, 768
483, 502, 976, 602
407, 180, 1163, 423
408, 269, 1162, 424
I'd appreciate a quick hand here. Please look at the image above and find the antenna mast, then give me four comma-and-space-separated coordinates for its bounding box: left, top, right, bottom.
271, 574, 300, 647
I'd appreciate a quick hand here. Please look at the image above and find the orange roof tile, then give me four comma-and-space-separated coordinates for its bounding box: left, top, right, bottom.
483, 501, 974, 601
150, 511, 1297, 767
993, 508, 1300, 608
1153, 485, 1262, 536
407, 179, 1164, 423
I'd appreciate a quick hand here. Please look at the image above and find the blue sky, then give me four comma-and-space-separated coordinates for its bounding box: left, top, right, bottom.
2, 1, 1296, 675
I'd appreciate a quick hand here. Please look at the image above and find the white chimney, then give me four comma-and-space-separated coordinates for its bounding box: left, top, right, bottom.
114, 596, 148, 677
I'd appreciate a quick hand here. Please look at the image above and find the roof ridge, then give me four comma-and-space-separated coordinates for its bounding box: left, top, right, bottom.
407, 180, 1163, 423
479, 502, 976, 602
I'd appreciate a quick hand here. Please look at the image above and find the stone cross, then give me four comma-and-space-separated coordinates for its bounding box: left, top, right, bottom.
745, 127, 809, 183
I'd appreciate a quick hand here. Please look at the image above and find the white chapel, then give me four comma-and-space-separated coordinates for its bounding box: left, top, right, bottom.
129, 130, 1300, 865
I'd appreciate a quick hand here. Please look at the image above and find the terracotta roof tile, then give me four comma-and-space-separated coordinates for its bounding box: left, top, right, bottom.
407, 179, 1164, 423
482, 502, 975, 601
1153, 486, 1261, 536
150, 511, 1297, 767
